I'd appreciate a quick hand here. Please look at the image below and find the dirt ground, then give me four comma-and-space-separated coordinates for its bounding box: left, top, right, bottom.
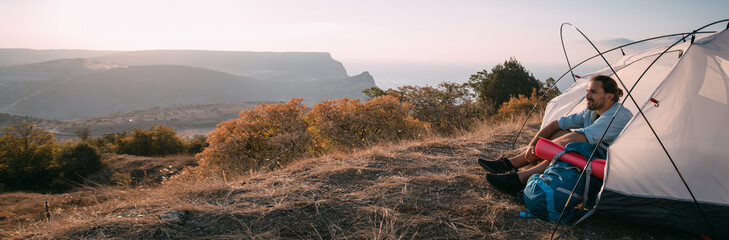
0, 123, 698, 239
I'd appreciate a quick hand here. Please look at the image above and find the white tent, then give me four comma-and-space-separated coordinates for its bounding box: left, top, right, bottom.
542, 24, 729, 236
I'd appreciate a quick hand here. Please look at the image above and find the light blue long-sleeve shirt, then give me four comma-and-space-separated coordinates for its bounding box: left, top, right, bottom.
558, 102, 633, 150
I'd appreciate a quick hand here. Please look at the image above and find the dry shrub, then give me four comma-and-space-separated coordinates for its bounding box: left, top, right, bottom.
197, 98, 314, 174
111, 172, 132, 188
306, 96, 428, 151
496, 89, 545, 119
196, 96, 427, 176
385, 82, 488, 135
306, 98, 362, 150
362, 96, 428, 142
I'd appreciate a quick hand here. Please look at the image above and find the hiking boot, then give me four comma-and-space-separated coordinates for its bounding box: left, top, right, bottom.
478, 156, 516, 173
485, 171, 526, 196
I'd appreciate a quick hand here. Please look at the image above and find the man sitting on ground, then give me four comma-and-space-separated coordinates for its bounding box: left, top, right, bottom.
480, 75, 633, 195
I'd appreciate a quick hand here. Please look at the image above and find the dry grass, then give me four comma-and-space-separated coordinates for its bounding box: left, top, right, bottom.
0, 114, 695, 239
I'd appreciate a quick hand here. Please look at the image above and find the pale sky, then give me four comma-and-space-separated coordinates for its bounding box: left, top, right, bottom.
1, 0, 727, 89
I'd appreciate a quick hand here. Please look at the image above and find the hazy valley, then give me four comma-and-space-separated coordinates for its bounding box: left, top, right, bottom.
0, 49, 376, 136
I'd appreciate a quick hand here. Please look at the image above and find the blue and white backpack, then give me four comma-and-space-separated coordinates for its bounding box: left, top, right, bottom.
520, 142, 604, 224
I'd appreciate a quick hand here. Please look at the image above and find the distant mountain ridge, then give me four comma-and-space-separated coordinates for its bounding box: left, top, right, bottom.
0, 49, 376, 121
91, 50, 349, 81
0, 49, 119, 67
0, 58, 120, 84
10, 65, 268, 120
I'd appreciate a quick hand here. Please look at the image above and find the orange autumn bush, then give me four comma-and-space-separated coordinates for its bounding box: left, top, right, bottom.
361, 95, 428, 143
197, 96, 428, 174
307, 96, 427, 150
306, 98, 362, 150
196, 98, 314, 173
496, 78, 560, 119
496, 89, 545, 118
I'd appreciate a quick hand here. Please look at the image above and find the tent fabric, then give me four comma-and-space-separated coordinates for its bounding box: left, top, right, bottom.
603, 29, 729, 236
541, 28, 729, 236
542, 46, 686, 129
606, 29, 729, 204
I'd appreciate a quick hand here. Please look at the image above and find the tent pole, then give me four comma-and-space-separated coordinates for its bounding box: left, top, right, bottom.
549, 20, 729, 239
509, 31, 714, 150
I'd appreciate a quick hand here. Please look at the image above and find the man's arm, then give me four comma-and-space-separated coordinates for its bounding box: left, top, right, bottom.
523, 120, 588, 163
521, 120, 562, 163
528, 120, 561, 147
552, 131, 588, 146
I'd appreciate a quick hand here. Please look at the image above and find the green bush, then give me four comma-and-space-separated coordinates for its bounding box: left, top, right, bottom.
89, 128, 207, 156
0, 123, 201, 192
88, 132, 128, 153
117, 125, 185, 156
0, 123, 58, 191
55, 141, 103, 183
467, 57, 542, 110
186, 135, 209, 154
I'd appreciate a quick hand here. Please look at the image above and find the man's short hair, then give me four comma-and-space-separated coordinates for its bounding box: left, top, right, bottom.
590, 75, 623, 102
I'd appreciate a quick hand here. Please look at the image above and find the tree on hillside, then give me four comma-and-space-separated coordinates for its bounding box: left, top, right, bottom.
541, 77, 561, 101
467, 57, 541, 110
74, 127, 91, 141
0, 123, 58, 191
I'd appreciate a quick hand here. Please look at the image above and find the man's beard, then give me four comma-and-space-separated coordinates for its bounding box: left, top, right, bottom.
586, 99, 602, 110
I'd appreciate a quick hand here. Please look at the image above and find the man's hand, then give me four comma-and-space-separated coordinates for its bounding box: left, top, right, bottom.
525, 145, 541, 165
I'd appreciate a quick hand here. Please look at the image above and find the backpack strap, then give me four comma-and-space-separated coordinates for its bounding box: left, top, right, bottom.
555, 187, 583, 200
582, 161, 592, 208
550, 150, 567, 165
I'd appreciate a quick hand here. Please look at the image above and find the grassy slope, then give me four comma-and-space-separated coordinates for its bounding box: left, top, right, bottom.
0, 116, 694, 239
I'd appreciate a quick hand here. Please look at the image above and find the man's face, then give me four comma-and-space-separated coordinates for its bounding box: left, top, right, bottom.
585, 81, 613, 111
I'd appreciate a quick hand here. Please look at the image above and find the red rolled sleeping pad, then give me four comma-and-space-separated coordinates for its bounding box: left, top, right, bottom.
534, 137, 606, 180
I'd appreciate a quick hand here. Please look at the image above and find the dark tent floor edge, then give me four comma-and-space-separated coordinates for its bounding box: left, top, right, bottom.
597, 190, 729, 237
